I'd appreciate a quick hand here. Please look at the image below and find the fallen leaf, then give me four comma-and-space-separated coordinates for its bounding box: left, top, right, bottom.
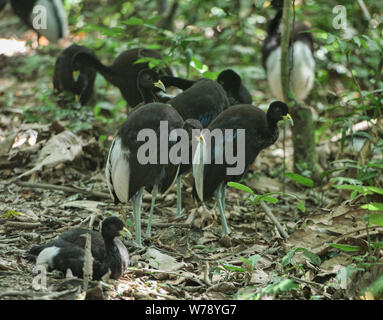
143, 248, 184, 272
16, 130, 82, 179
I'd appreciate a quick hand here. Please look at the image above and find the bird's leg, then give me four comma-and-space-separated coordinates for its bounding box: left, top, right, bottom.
222, 185, 226, 213
215, 182, 230, 236
176, 175, 182, 216
145, 184, 158, 238
132, 187, 144, 247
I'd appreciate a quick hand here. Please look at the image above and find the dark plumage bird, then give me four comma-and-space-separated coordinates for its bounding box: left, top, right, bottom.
161, 69, 252, 105
193, 101, 293, 235
73, 48, 172, 109
9, 0, 67, 43
261, 0, 315, 102
166, 78, 230, 215
216, 69, 252, 105
53, 44, 97, 106
28, 217, 129, 280
105, 103, 187, 247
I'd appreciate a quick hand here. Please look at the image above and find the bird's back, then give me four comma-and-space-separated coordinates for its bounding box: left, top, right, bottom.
169, 79, 230, 127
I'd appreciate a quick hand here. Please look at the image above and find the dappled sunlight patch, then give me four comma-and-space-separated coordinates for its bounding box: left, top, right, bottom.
0, 38, 28, 56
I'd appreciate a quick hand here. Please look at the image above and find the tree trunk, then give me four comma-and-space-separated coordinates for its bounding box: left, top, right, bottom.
280, 0, 318, 178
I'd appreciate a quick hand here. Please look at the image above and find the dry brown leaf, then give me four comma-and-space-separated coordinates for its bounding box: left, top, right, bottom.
15, 130, 82, 179
143, 248, 184, 272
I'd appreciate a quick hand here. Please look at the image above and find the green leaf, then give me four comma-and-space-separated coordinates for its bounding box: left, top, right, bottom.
330, 243, 362, 252
363, 213, 383, 226
371, 242, 383, 250
241, 254, 261, 270
266, 279, 299, 295
303, 250, 321, 266
282, 247, 320, 267
2, 210, 23, 219
123, 17, 144, 25
259, 195, 279, 204
365, 187, 383, 195
285, 172, 314, 187
227, 182, 254, 195
361, 203, 383, 212
362, 36, 381, 52
297, 200, 306, 213
352, 36, 361, 48
282, 248, 298, 267
222, 264, 247, 272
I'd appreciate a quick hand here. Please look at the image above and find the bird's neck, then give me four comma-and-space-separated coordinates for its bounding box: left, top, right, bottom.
102, 238, 121, 278
266, 117, 280, 145
267, 9, 283, 35
138, 86, 156, 104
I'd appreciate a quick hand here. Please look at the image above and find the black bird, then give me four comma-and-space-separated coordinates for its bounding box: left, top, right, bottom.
73, 48, 172, 109
105, 102, 188, 247
216, 69, 252, 105
167, 78, 230, 215
261, 0, 315, 102
161, 69, 252, 105
9, 0, 67, 43
28, 217, 129, 280
53, 44, 97, 106
192, 101, 293, 235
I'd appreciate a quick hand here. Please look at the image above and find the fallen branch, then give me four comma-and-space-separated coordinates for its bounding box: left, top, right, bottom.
3, 221, 41, 229
260, 200, 289, 239
127, 267, 208, 286
13, 181, 111, 200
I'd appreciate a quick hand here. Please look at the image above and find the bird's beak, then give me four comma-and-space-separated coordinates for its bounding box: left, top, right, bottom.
195, 134, 205, 144
154, 80, 166, 93
73, 70, 80, 82
282, 113, 294, 126
119, 227, 130, 237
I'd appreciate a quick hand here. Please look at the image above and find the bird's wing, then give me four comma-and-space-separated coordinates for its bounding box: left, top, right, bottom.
105, 137, 131, 204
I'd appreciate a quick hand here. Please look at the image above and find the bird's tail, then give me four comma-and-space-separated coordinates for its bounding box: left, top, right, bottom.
192, 133, 208, 202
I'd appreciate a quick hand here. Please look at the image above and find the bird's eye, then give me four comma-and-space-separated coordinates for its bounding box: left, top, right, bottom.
143, 73, 152, 81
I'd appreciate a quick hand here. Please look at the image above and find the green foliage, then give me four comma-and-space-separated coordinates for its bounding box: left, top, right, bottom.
329, 244, 362, 252
282, 248, 321, 268
363, 213, 383, 226
227, 182, 306, 212
284, 172, 314, 187
253, 277, 299, 300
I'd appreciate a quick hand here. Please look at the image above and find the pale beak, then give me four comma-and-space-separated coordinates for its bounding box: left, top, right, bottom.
282, 113, 294, 126
73, 70, 80, 82
153, 80, 166, 93
195, 134, 205, 144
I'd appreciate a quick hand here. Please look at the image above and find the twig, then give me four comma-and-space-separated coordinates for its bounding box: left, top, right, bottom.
38, 287, 81, 300
260, 200, 289, 239
127, 267, 208, 286
357, 0, 371, 22
289, 276, 325, 288
13, 181, 110, 200
140, 220, 191, 228
148, 291, 179, 300
3, 221, 41, 229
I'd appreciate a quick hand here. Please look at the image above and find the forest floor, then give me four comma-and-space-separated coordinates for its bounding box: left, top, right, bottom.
0, 8, 383, 301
